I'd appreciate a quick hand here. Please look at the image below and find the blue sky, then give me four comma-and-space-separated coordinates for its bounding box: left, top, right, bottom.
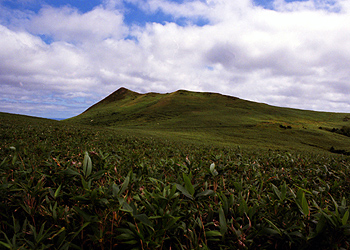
1, 0, 276, 12
1, 0, 310, 22
2, 0, 213, 26
0, 0, 349, 118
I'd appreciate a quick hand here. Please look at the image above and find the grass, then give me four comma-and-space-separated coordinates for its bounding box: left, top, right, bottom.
1, 88, 350, 249
65, 88, 350, 153
1, 110, 350, 249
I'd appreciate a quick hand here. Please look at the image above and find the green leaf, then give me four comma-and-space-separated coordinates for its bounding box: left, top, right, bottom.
0, 241, 11, 249
116, 233, 135, 241
63, 168, 81, 176
0, 157, 7, 168
149, 177, 164, 186
316, 215, 326, 233
264, 218, 282, 236
135, 214, 153, 229
12, 215, 20, 233
37, 222, 47, 240
175, 183, 193, 200
91, 170, 107, 179
50, 227, 66, 240
1, 232, 12, 248
169, 184, 177, 199
122, 240, 139, 245
228, 194, 234, 207
219, 207, 227, 235
288, 231, 304, 238
263, 228, 281, 236
72, 195, 90, 202
294, 185, 312, 195
183, 173, 195, 196
11, 153, 17, 165
330, 194, 340, 219
341, 197, 347, 208
80, 177, 91, 190
281, 182, 287, 201
54, 184, 62, 199
121, 201, 134, 214
196, 189, 215, 198
210, 163, 218, 176
83, 151, 92, 177
210, 162, 215, 172
120, 176, 130, 195
117, 228, 134, 235
342, 210, 349, 226
238, 197, 248, 216
272, 184, 281, 200
302, 192, 309, 216
205, 231, 222, 237
71, 222, 91, 240
165, 217, 181, 230
219, 193, 228, 216
112, 183, 120, 198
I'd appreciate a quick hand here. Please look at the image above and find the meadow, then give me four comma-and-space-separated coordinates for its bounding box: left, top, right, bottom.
1, 111, 350, 249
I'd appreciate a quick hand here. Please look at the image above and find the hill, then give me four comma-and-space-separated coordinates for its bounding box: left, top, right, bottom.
65, 87, 350, 153
2, 97, 350, 249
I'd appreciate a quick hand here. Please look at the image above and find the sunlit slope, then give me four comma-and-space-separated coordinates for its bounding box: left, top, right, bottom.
65, 87, 350, 152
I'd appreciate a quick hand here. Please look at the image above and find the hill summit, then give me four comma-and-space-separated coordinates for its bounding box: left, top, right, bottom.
66, 87, 350, 152
78, 87, 241, 126
84, 87, 140, 113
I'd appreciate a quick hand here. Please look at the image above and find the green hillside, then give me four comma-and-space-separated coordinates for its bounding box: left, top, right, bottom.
65, 87, 350, 153
2, 98, 350, 249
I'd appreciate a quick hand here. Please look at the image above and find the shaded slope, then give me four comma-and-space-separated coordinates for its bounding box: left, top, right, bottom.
65, 88, 350, 153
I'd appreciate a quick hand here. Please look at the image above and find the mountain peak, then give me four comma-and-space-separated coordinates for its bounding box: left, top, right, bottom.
115, 87, 131, 95
104, 87, 140, 101
83, 87, 139, 113
106, 87, 137, 101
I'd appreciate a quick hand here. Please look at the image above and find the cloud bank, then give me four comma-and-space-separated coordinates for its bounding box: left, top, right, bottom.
1, 0, 350, 118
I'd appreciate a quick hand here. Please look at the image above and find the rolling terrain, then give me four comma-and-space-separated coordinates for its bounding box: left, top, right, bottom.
65, 87, 350, 153
2, 90, 350, 249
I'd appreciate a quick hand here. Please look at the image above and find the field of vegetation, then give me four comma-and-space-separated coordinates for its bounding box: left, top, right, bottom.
1, 111, 350, 249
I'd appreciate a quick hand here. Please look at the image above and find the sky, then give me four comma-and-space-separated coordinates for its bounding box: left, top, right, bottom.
0, 0, 350, 118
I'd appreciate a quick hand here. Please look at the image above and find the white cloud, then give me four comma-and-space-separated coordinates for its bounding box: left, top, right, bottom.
1, 0, 350, 118
27, 5, 127, 43
146, 0, 211, 19
273, 0, 342, 12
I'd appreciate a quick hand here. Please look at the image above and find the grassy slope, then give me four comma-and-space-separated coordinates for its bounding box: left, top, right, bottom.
3, 109, 350, 249
64, 88, 350, 153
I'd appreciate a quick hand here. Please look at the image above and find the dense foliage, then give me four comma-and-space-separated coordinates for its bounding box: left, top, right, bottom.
329, 126, 350, 138
1, 113, 350, 249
